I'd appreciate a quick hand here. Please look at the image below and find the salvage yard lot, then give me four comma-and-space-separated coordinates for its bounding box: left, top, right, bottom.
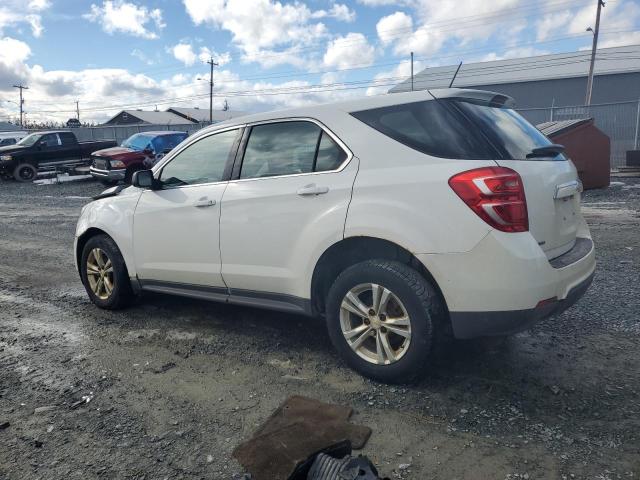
1, 179, 639, 480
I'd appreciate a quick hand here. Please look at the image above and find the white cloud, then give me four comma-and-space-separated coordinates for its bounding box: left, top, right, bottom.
377, 11, 412, 46
376, 11, 445, 56
366, 58, 423, 96
323, 32, 376, 69
84, 1, 165, 39
170, 42, 231, 67
131, 48, 154, 65
0, 0, 51, 37
171, 43, 198, 66
312, 3, 356, 23
183, 0, 354, 67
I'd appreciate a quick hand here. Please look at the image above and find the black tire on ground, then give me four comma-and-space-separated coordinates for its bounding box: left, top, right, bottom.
99, 179, 117, 186
13, 163, 37, 182
326, 259, 444, 383
80, 234, 133, 310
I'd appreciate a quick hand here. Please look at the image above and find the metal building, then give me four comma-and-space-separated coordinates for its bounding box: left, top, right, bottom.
390, 45, 640, 109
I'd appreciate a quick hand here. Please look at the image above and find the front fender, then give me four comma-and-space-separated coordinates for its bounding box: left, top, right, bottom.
75, 188, 142, 277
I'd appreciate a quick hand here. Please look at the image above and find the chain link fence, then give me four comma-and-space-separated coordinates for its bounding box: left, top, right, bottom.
518, 100, 640, 169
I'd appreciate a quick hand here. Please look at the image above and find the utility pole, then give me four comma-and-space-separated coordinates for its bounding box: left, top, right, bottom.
206, 57, 218, 124
585, 0, 605, 106
75, 100, 80, 121
410, 52, 414, 91
12, 84, 29, 127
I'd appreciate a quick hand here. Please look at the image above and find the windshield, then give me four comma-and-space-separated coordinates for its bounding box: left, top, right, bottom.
151, 133, 187, 153
454, 100, 566, 161
17, 133, 42, 147
121, 133, 153, 151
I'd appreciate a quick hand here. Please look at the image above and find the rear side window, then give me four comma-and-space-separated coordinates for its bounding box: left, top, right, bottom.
315, 132, 347, 172
240, 121, 348, 179
453, 100, 566, 160
351, 100, 495, 160
59, 132, 76, 145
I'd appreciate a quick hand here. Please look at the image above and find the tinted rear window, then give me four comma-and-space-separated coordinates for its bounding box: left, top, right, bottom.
453, 100, 565, 160
351, 100, 495, 160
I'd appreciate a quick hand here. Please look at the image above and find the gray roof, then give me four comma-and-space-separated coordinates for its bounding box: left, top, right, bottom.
0, 122, 22, 132
391, 45, 640, 93
167, 107, 247, 123
537, 118, 592, 137
107, 110, 194, 125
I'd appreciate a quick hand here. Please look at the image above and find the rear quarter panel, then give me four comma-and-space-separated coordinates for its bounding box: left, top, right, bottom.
324, 112, 495, 255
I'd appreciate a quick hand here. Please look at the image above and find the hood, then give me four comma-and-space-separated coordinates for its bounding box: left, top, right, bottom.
91, 146, 145, 160
0, 144, 27, 155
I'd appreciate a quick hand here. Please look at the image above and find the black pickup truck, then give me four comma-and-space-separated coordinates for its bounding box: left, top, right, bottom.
0, 130, 116, 182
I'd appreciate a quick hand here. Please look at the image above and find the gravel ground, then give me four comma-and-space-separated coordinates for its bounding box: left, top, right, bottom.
0, 177, 639, 480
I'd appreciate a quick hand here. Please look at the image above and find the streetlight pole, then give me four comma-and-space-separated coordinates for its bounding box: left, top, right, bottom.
206, 57, 218, 124
12, 84, 29, 127
585, 0, 605, 106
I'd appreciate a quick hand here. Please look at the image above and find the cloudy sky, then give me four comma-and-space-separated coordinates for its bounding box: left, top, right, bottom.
1, 0, 639, 124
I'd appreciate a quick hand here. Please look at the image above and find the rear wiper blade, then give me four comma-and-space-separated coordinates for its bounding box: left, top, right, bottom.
526, 144, 565, 158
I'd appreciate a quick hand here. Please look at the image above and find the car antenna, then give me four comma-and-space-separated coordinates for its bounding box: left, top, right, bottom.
449, 62, 463, 88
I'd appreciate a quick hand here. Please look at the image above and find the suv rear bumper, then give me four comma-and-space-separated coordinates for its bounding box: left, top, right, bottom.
89, 166, 125, 181
449, 269, 594, 338
418, 223, 596, 339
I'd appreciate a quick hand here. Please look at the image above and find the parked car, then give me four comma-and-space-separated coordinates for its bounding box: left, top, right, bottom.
0, 131, 116, 181
89, 131, 188, 185
0, 131, 29, 147
74, 89, 595, 382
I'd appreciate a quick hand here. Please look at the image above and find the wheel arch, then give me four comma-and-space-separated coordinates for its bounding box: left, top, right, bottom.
310, 236, 449, 319
75, 228, 124, 275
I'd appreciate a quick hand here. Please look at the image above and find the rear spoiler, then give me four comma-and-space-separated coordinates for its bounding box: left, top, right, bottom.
429, 88, 516, 109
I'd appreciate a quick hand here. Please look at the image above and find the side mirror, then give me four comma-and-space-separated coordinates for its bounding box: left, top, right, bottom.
131, 169, 156, 189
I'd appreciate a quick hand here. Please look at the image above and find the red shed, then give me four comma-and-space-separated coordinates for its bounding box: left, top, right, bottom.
537, 118, 610, 190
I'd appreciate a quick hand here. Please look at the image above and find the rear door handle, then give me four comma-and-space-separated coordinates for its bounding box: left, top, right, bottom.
297, 184, 329, 196
193, 197, 216, 208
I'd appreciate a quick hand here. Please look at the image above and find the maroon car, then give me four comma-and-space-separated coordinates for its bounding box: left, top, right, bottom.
89, 131, 188, 185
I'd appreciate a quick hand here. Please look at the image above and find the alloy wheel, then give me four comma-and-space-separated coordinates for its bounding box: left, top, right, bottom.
339, 283, 412, 365
86, 247, 114, 300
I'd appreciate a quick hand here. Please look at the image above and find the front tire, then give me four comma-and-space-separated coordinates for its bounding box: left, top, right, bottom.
326, 260, 444, 383
13, 163, 37, 182
80, 234, 133, 309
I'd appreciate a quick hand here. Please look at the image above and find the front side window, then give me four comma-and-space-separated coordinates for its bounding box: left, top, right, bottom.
159, 129, 239, 187
351, 100, 495, 160
18, 134, 41, 147
40, 134, 60, 147
240, 121, 348, 179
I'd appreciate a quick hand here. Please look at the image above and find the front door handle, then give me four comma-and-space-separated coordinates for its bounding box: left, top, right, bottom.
297, 184, 329, 196
193, 197, 216, 208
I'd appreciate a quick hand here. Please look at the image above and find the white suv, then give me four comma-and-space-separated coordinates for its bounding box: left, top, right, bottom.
75, 89, 595, 382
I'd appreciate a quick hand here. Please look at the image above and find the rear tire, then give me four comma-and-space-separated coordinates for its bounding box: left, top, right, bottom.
80, 234, 133, 310
13, 163, 37, 182
326, 260, 444, 383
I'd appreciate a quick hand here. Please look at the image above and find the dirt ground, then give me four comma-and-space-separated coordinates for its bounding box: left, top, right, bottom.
0, 177, 639, 480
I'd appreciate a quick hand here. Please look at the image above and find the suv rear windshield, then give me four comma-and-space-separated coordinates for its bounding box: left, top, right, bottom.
351, 99, 564, 161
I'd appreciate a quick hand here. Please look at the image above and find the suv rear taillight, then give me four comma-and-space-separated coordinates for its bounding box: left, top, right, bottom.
448, 167, 528, 233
